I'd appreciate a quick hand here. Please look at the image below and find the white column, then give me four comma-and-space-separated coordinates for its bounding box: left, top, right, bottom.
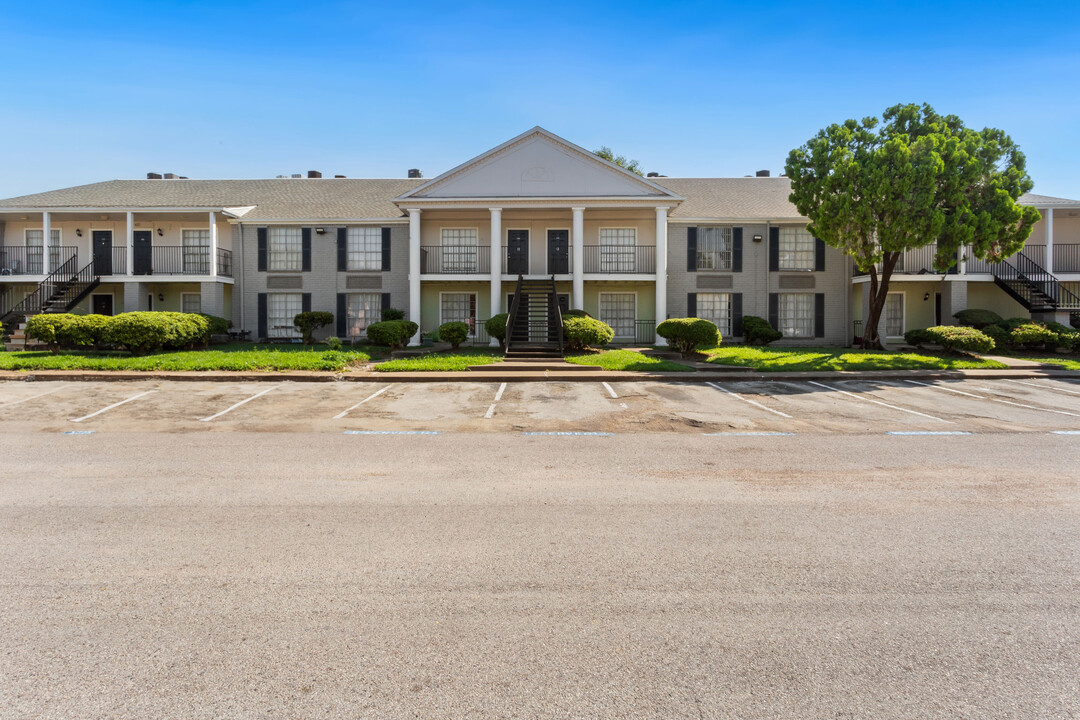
126, 212, 134, 276
408, 208, 422, 345
654, 206, 669, 346
42, 211, 51, 275
208, 211, 218, 277
489, 207, 502, 347
571, 207, 584, 310
1045, 207, 1054, 272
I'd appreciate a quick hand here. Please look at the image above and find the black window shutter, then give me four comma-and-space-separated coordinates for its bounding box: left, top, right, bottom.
732, 293, 743, 336
381, 292, 391, 315
768, 293, 779, 331
337, 228, 347, 271
257, 228, 267, 272
381, 227, 392, 271
686, 227, 698, 272
732, 227, 743, 272
301, 293, 311, 313
815, 237, 826, 272
336, 294, 347, 336
815, 293, 825, 338
687, 293, 697, 318
768, 227, 780, 272
257, 293, 267, 339
301, 228, 312, 271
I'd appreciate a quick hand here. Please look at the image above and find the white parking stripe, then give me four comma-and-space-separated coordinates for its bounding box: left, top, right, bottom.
911, 380, 1080, 418
494, 382, 507, 402
70, 390, 157, 423
484, 382, 508, 419
199, 385, 280, 422
333, 385, 391, 419
807, 381, 952, 423
1005, 379, 1080, 397
0, 384, 67, 408
905, 379, 984, 398
601, 381, 618, 399
706, 382, 792, 418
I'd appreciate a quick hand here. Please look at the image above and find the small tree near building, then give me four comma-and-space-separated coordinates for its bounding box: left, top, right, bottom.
785, 103, 1040, 349
594, 146, 645, 176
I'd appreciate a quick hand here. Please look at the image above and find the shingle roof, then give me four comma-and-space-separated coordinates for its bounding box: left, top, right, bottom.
652, 177, 802, 220
1018, 193, 1080, 207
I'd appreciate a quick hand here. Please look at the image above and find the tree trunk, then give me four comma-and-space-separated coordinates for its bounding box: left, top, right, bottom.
861, 252, 900, 350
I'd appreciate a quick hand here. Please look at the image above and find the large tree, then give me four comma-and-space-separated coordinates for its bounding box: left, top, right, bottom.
594, 146, 644, 176
784, 103, 1040, 348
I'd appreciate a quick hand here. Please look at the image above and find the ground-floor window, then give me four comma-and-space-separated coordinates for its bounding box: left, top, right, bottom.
181, 292, 202, 314
268, 293, 302, 338
599, 292, 636, 339
884, 293, 904, 337
347, 293, 382, 337
696, 292, 732, 335
441, 292, 477, 333
778, 293, 814, 338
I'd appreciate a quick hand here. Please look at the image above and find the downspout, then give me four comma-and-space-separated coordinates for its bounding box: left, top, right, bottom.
237, 221, 245, 333
763, 220, 770, 324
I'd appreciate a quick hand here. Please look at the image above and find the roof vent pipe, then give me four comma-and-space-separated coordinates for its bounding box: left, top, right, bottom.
408, 168, 422, 179
334, 175, 346, 178
163, 173, 177, 179
307, 170, 322, 178
147, 172, 162, 180
291, 174, 302, 179
756, 170, 770, 177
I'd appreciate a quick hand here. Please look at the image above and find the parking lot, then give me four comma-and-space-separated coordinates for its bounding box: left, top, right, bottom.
3, 376, 1080, 436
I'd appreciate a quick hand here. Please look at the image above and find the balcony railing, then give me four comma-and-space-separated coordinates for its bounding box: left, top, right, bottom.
853, 243, 959, 276
500, 246, 574, 275
0, 246, 78, 275
217, 248, 233, 277
420, 245, 490, 274
635, 319, 656, 344
583, 245, 656, 274
1054, 244, 1080, 273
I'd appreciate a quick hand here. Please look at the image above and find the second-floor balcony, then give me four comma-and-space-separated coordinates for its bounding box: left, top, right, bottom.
0, 245, 233, 278
583, 245, 655, 274
421, 245, 491, 274
0, 246, 78, 275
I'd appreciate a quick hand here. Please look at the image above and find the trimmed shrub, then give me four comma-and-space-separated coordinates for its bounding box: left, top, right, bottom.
325, 336, 343, 351
381, 307, 405, 321
742, 315, 782, 345
1009, 323, 1058, 349
161, 312, 211, 349
103, 312, 174, 355
563, 316, 613, 351
952, 308, 1003, 329
1058, 331, 1080, 352
25, 314, 72, 352
366, 320, 419, 349
294, 311, 334, 345
999, 316, 1035, 331
485, 313, 508, 349
924, 325, 995, 354
199, 313, 230, 335
59, 314, 111, 348
562, 309, 591, 318
981, 324, 1010, 351
903, 328, 933, 348
438, 321, 470, 350
656, 318, 721, 356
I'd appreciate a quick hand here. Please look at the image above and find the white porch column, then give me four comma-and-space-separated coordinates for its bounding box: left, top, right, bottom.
489, 207, 502, 347
1045, 207, 1054, 272
126, 212, 134, 276
571, 207, 584, 310
654, 206, 669, 346
408, 208, 422, 345
208, 211, 218, 277
42, 211, 51, 275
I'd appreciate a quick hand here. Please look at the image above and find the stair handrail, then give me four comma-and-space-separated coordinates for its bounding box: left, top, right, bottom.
549, 275, 564, 353
994, 249, 1080, 310
505, 274, 524, 352
0, 255, 80, 324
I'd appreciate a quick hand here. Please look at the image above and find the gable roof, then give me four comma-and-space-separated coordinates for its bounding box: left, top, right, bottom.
654, 177, 802, 220
1019, 193, 1080, 208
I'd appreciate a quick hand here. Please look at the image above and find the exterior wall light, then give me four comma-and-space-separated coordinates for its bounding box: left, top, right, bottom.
315, 227, 327, 235
753, 234, 763, 242
75, 228, 83, 237
156, 228, 164, 236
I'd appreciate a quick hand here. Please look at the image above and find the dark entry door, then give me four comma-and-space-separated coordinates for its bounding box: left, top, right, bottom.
92, 294, 113, 316
92, 231, 112, 275
548, 229, 569, 274
133, 230, 153, 275
506, 230, 529, 275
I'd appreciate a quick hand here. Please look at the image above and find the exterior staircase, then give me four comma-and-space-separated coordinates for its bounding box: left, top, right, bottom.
992, 250, 1080, 327
1, 257, 100, 349
505, 275, 564, 358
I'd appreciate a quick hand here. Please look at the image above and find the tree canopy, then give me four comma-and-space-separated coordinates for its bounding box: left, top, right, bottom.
594, 146, 644, 176
784, 103, 1040, 348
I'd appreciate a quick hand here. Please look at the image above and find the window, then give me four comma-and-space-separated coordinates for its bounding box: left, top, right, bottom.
181, 293, 202, 314
440, 292, 477, 334
599, 293, 636, 339
347, 227, 382, 271
697, 227, 732, 270
779, 227, 815, 271
441, 228, 479, 272
697, 293, 732, 335
346, 293, 382, 337
885, 293, 904, 337
267, 293, 302, 338
25, 229, 61, 247
268, 227, 303, 271
599, 228, 636, 272
778, 293, 814, 338
182, 229, 210, 274
24, 229, 62, 274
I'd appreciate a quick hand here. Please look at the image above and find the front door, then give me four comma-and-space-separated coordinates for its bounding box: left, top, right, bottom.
133, 230, 153, 275
506, 230, 529, 275
92, 294, 113, 316
92, 231, 113, 276
548, 230, 569, 274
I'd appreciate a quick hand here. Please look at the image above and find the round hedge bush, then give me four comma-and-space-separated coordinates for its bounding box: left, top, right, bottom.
563, 316, 613, 351
102, 312, 175, 354
742, 315, 782, 345
656, 318, 720, 356
924, 325, 995, 354
981, 324, 1010, 350
60, 314, 111, 348
484, 313, 508, 349
25, 314, 72, 351
293, 310, 334, 345
1009, 323, 1058, 349
952, 309, 1003, 329
199, 313, 231, 335
438, 321, 470, 350
366, 320, 419, 349
903, 328, 933, 348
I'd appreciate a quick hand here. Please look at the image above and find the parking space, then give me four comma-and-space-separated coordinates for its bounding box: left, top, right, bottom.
2, 377, 1079, 436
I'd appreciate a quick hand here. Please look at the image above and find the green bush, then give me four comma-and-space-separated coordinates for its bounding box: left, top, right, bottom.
742, 315, 782, 345
485, 313, 508, 349
924, 325, 995, 354
293, 310, 334, 345
199, 313, 231, 335
166, 312, 212, 349
103, 312, 175, 355
381, 307, 405, 321
438, 321, 470, 350
59, 314, 111, 348
1058, 332, 1080, 352
25, 314, 72, 351
325, 336, 343, 351
981, 324, 1010, 351
903, 328, 933, 348
952, 308, 1003, 329
562, 309, 591, 318
656, 318, 721, 356
563, 316, 614, 351
366, 320, 419, 349
1009, 323, 1058, 349
998, 316, 1034, 331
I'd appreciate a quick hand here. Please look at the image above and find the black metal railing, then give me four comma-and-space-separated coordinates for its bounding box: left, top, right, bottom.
635, 320, 656, 344
1054, 244, 1080, 273
0, 246, 78, 275
135, 246, 212, 275
0, 255, 79, 323
109, 247, 127, 275
583, 245, 656, 273
993, 249, 1080, 310
420, 245, 490, 274
852, 244, 958, 276
217, 248, 233, 277
500, 246, 574, 275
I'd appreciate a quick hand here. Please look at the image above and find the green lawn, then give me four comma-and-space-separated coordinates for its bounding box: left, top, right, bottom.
565, 349, 693, 372
374, 349, 503, 372
0, 343, 381, 372
703, 346, 1009, 372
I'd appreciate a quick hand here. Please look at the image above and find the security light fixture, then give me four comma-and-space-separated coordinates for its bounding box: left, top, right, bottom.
924, 293, 930, 301
156, 228, 164, 237
158, 293, 165, 302
315, 227, 326, 235
752, 234, 763, 242
75, 228, 83, 237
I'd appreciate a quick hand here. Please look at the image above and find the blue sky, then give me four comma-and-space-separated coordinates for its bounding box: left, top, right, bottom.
1, 0, 1078, 199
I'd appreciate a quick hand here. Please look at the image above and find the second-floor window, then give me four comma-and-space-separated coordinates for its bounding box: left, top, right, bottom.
182, 229, 210, 274
441, 228, 479, 272
697, 227, 732, 270
599, 228, 636, 272
347, 227, 382, 271
779, 227, 816, 271
269, 227, 303, 271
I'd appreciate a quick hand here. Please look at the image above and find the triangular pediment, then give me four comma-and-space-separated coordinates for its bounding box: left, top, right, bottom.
396, 127, 681, 202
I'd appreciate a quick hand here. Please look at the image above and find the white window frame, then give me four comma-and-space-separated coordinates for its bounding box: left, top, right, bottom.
598, 227, 638, 273
181, 292, 202, 314
598, 291, 637, 340
24, 228, 62, 246
268, 227, 303, 272
346, 292, 382, 338
439, 291, 478, 335
347, 226, 383, 271
439, 227, 480, 273
778, 292, 814, 338
24, 228, 64, 274
884, 292, 905, 337
696, 292, 732, 336
778, 227, 816, 271
267, 293, 303, 339
697, 227, 732, 271
182, 228, 211, 274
